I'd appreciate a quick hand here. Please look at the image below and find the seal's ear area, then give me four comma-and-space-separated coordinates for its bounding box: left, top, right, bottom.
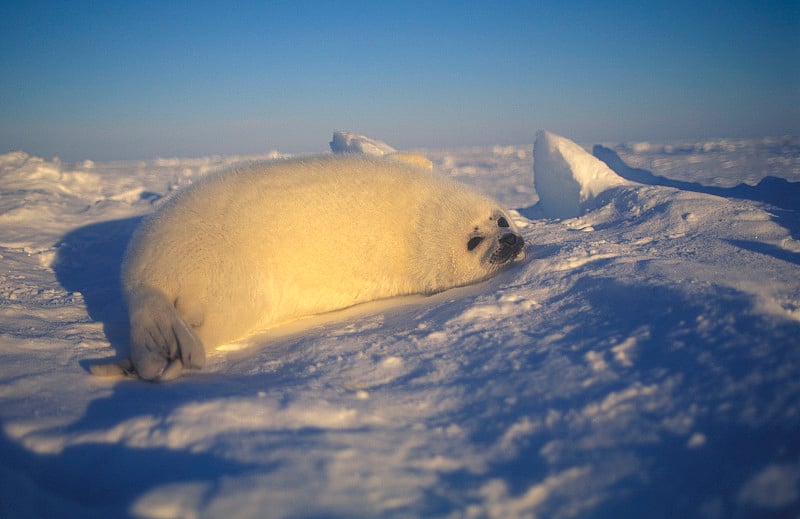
385, 152, 433, 170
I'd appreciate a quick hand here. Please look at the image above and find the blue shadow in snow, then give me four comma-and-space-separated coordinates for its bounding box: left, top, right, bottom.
593, 145, 800, 212
52, 215, 143, 367
0, 418, 269, 518
594, 145, 800, 259
0, 359, 354, 517
429, 275, 800, 518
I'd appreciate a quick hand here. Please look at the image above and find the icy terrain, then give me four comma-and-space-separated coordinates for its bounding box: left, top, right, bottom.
1, 132, 799, 518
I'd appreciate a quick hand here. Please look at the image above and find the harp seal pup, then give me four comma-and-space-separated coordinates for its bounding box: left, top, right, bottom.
119, 154, 525, 381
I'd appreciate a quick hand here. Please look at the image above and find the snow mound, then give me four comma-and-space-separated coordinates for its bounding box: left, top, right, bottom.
329, 130, 397, 156
534, 130, 633, 218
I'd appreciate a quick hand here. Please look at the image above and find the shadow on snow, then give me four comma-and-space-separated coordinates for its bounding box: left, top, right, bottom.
594, 145, 800, 248
0, 424, 262, 519
52, 216, 142, 366
431, 274, 800, 518
592, 145, 800, 212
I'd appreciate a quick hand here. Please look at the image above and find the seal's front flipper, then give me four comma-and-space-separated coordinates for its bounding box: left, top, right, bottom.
127, 287, 206, 381
173, 315, 205, 369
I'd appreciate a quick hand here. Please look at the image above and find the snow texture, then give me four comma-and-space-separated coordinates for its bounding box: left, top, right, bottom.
1, 132, 799, 518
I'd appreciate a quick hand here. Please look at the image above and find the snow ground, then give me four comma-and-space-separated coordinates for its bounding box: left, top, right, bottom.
1, 132, 799, 518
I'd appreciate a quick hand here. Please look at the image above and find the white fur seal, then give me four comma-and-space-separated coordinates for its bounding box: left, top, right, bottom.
120, 154, 524, 381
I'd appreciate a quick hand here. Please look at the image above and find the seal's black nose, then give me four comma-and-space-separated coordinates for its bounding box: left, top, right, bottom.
499, 233, 520, 247
489, 232, 524, 265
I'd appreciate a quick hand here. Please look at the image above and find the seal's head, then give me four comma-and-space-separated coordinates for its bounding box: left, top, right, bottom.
412, 190, 525, 293
467, 211, 525, 268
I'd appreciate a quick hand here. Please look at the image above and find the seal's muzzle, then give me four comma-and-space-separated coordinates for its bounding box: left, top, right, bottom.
489, 233, 524, 264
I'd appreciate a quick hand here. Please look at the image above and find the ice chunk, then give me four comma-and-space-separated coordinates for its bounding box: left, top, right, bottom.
534, 130, 633, 218
329, 131, 432, 169
330, 130, 397, 156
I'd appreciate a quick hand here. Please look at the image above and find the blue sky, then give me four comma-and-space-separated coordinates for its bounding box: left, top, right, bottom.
1, 1, 798, 161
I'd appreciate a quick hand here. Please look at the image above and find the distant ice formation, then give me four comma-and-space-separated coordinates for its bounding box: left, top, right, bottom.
330, 130, 397, 156
533, 130, 633, 218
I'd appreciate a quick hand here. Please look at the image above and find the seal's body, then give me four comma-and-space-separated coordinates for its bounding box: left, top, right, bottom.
122, 155, 524, 380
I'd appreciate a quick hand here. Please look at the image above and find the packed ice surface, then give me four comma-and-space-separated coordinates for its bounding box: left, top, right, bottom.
1, 132, 799, 518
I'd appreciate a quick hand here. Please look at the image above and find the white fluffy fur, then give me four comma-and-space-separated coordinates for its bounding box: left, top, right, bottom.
121, 155, 523, 380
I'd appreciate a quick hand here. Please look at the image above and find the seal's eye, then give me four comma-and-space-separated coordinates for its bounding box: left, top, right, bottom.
497, 216, 509, 228
467, 236, 484, 251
